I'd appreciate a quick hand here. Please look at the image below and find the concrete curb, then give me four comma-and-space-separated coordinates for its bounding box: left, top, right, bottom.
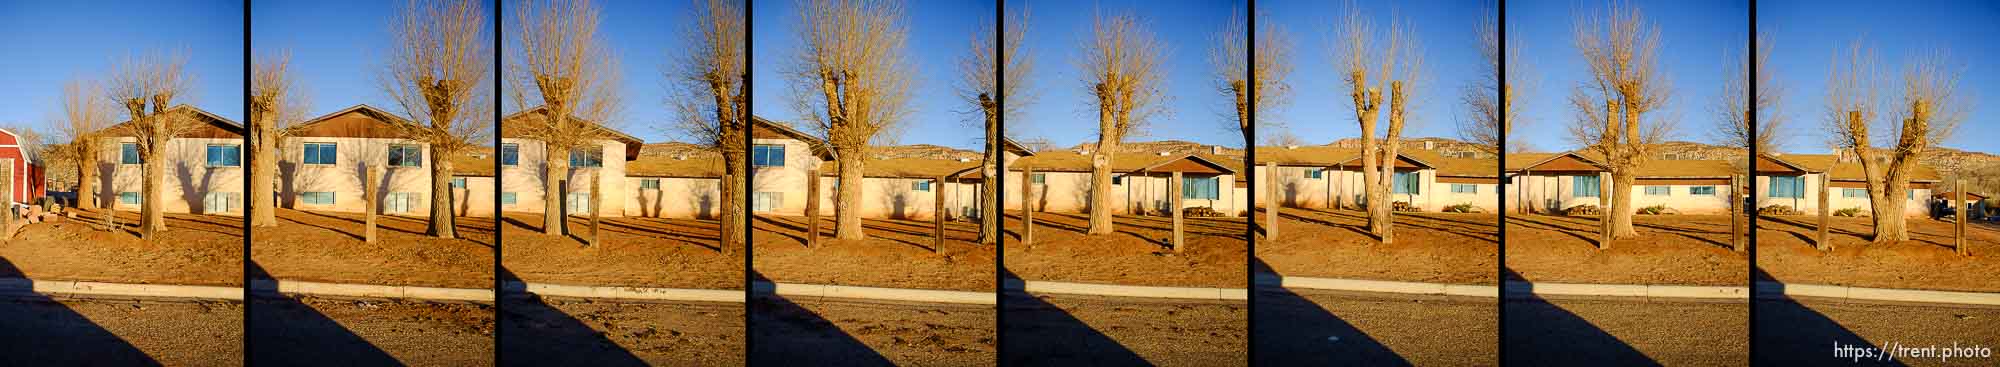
0, 278, 242, 300
752, 281, 994, 305
1003, 279, 1249, 301
1254, 274, 1500, 298
1755, 281, 2000, 306
248, 279, 493, 302
1503, 281, 1748, 299
502, 281, 744, 303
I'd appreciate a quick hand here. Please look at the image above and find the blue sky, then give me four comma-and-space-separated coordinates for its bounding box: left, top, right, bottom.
497, 0, 698, 143
998, 0, 1245, 148
1261, 0, 1487, 148
0, 0, 244, 134
1760, 0, 2000, 154
1506, 0, 1748, 153
256, 0, 504, 137
751, 0, 995, 150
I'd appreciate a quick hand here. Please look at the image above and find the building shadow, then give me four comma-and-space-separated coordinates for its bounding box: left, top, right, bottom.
1751, 267, 1904, 366
748, 270, 893, 366
496, 267, 646, 366
998, 268, 1147, 366
246, 261, 401, 366
0, 257, 157, 365
1250, 258, 1410, 365
1501, 267, 1655, 365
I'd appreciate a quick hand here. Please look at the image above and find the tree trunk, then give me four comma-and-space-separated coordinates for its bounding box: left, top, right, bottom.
140, 134, 166, 239
1377, 145, 1399, 245
1087, 99, 1118, 235
721, 153, 745, 254
1608, 170, 1637, 238
1871, 176, 1911, 243
1265, 162, 1278, 241
1816, 173, 1830, 251
1598, 171, 1612, 249
834, 154, 865, 240
427, 154, 457, 238
250, 117, 279, 227
1022, 167, 1035, 246
544, 145, 569, 236
76, 144, 98, 211
978, 94, 1000, 244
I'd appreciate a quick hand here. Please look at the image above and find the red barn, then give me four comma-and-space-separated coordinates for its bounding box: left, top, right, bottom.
0, 128, 45, 205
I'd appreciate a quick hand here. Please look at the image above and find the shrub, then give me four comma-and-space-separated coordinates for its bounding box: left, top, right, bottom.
1638, 205, 1673, 215
1444, 203, 1480, 213
1834, 207, 1862, 217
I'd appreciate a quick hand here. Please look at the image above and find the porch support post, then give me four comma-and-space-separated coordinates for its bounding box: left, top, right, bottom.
1957, 179, 1970, 256
935, 175, 947, 254
1265, 162, 1278, 241
1816, 174, 1830, 251
806, 167, 820, 248
1022, 167, 1035, 246
1171, 171, 1184, 253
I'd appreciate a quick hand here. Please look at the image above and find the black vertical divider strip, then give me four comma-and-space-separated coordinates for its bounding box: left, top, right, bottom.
993, 1, 1006, 366
1746, 0, 1758, 363
491, 0, 505, 364
1243, 0, 1257, 365
742, 1, 755, 365
242, 1, 254, 364
1495, 0, 1507, 363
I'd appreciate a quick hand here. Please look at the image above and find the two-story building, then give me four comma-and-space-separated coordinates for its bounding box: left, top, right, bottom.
98, 105, 245, 215
497, 106, 645, 217
278, 104, 493, 217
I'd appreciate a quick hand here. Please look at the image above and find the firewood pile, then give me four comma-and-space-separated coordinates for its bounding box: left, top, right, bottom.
1563, 204, 1601, 216
1759, 205, 1800, 216
1182, 206, 1225, 218
1392, 201, 1421, 212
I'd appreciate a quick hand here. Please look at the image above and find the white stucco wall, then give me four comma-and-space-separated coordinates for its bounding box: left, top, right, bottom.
99, 137, 244, 215
497, 138, 629, 217
1756, 173, 1929, 216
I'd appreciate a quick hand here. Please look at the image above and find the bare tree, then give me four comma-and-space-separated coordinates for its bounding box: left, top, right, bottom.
1458, 7, 1517, 156
1078, 10, 1165, 234
1333, 3, 1424, 244
508, 0, 623, 239
53, 78, 115, 211
1825, 41, 1966, 243
106, 51, 199, 239
1567, 3, 1672, 239
787, 0, 915, 240
382, 0, 493, 239
667, 0, 747, 251
955, 6, 1032, 244
1716, 34, 1781, 151
250, 51, 313, 227
1211, 11, 1293, 148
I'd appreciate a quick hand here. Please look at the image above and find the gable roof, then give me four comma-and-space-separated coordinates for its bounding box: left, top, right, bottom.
752, 116, 834, 160
1763, 153, 1942, 182
819, 157, 979, 179
103, 105, 244, 138
1012, 149, 1241, 175
1002, 138, 1035, 156
291, 104, 416, 139
1755, 153, 1816, 174
1255, 145, 1441, 170
1508, 151, 1608, 172
500, 106, 646, 161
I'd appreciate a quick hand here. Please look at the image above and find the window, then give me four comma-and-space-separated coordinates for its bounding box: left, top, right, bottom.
1644, 186, 1670, 196
1181, 177, 1219, 200
120, 143, 140, 164
1031, 173, 1046, 184
302, 143, 337, 165
1691, 186, 1717, 196
640, 179, 661, 190
450, 178, 466, 188
500, 192, 517, 205
203, 192, 240, 213
1305, 169, 1323, 179
753, 192, 782, 211
1573, 175, 1601, 197
388, 145, 423, 167
385, 192, 418, 213
1769, 176, 1803, 198
565, 192, 593, 214
1908, 190, 1915, 200
1392, 172, 1420, 194
118, 192, 140, 205
301, 192, 336, 205
751, 144, 786, 167
913, 180, 932, 192
1843, 188, 1866, 198
1112, 176, 1122, 185
500, 143, 519, 166
206, 145, 241, 167
1450, 183, 1477, 194
569, 147, 603, 168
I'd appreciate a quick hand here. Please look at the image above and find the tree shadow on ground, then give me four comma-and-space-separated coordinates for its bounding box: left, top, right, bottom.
0, 257, 158, 365
1502, 267, 1655, 365
748, 270, 892, 366
496, 267, 646, 366
246, 261, 401, 366
998, 268, 1147, 365
1751, 266, 1906, 366
1250, 257, 1409, 365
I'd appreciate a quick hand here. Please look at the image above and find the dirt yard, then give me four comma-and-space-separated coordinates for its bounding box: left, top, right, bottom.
1002, 211, 1247, 289
0, 209, 241, 286
250, 208, 493, 289
1254, 208, 1497, 285
501, 213, 742, 290
1505, 214, 1748, 286
751, 215, 994, 292
1757, 215, 2000, 292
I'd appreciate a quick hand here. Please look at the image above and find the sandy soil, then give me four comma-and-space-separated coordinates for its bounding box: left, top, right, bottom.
500, 213, 742, 290
1004, 294, 1246, 366
0, 209, 241, 286
1757, 215, 2000, 292
751, 215, 994, 292
1505, 214, 1748, 286
752, 296, 994, 366
1255, 209, 1497, 285
250, 295, 493, 366
1002, 211, 1247, 289
501, 297, 743, 366
250, 208, 494, 289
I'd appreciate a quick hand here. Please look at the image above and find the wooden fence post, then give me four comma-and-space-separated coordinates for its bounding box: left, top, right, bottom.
589, 171, 601, 247
934, 176, 947, 254
365, 164, 378, 244
1957, 179, 1969, 256
1171, 171, 1184, 253
1817, 174, 1830, 251
1732, 174, 1744, 252
1598, 171, 1611, 249
806, 167, 820, 248
1266, 162, 1278, 241
1023, 167, 1035, 246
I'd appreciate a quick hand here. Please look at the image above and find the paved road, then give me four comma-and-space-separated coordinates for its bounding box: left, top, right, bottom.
500, 296, 744, 366
1757, 297, 2000, 367
0, 295, 243, 366
1255, 287, 1496, 366
249, 295, 494, 366
752, 295, 994, 366
1003, 293, 1247, 367
1505, 295, 1748, 366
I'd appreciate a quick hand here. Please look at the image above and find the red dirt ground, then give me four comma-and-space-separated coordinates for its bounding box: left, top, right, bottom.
1505, 214, 1748, 286
0, 209, 241, 286
500, 212, 742, 290
1757, 215, 2000, 292
1002, 211, 1247, 289
1254, 208, 1497, 285
250, 208, 493, 289
751, 215, 995, 292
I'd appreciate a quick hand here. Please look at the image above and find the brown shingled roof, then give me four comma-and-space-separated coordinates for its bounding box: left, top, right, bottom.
1767, 154, 1942, 182
1014, 149, 1242, 174
449, 147, 496, 177
820, 157, 979, 179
